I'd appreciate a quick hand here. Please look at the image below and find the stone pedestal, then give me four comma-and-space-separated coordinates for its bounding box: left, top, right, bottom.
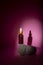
18, 44, 36, 55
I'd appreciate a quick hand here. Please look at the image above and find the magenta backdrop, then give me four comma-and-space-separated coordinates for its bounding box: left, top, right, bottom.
0, 2, 42, 62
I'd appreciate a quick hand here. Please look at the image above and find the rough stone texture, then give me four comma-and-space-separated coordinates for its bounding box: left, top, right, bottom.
18, 44, 36, 55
